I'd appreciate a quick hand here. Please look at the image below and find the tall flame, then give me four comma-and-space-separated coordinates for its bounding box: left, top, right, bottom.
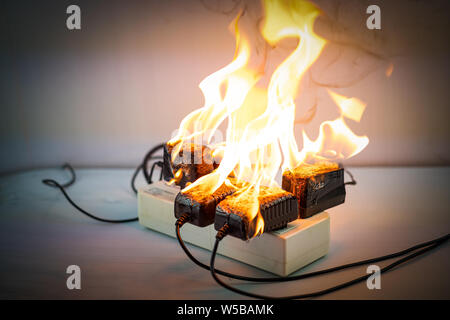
168, 0, 370, 237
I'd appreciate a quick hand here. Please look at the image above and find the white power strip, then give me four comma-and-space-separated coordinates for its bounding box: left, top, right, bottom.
138, 180, 330, 276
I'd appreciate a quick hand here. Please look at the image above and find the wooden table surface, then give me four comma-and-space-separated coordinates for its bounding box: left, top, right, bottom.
0, 167, 449, 299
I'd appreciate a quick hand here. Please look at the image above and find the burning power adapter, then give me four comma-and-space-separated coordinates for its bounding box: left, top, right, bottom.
163, 142, 216, 189
214, 188, 298, 240
282, 164, 346, 219
174, 183, 235, 227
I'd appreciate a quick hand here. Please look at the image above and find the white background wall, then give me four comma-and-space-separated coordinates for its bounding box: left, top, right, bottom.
1, 0, 449, 173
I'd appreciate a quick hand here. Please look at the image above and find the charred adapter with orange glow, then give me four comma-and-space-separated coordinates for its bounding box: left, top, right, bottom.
208, 164, 345, 240
214, 189, 299, 240
282, 164, 346, 219
174, 184, 235, 227
163, 142, 217, 189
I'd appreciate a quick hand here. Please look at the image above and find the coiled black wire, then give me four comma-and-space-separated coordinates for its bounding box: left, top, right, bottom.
209, 231, 449, 299
42, 143, 165, 223
42, 163, 76, 188
176, 217, 449, 283
42, 164, 138, 223
344, 168, 357, 185
130, 143, 165, 194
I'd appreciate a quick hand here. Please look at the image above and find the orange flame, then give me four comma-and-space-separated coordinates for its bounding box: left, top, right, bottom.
169, 0, 370, 237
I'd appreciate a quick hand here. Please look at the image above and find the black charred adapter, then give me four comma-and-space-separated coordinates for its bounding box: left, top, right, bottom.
214, 189, 298, 240
174, 184, 235, 227
163, 142, 216, 189
282, 165, 345, 219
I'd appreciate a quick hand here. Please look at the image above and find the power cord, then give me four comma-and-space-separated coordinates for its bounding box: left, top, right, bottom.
42, 163, 76, 188
42, 164, 138, 223
131, 143, 165, 194
175, 216, 449, 283
209, 228, 449, 299
344, 168, 356, 185
42, 143, 165, 223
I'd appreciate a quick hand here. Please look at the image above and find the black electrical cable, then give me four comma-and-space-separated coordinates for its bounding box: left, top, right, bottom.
43, 163, 77, 188
141, 143, 165, 183
209, 230, 449, 299
43, 143, 166, 222
130, 163, 144, 195
175, 216, 449, 283
42, 177, 139, 223
150, 160, 164, 182
344, 168, 356, 185
131, 158, 163, 194
131, 144, 164, 194
43, 163, 142, 223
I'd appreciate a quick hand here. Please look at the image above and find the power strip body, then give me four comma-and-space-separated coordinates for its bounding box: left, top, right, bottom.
138, 181, 330, 276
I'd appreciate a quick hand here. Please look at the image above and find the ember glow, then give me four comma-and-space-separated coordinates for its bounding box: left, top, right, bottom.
168, 0, 370, 237
168, 168, 183, 186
